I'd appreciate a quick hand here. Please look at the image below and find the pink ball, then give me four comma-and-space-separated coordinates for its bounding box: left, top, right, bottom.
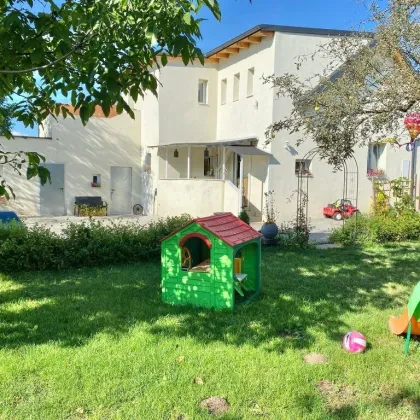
342, 331, 367, 353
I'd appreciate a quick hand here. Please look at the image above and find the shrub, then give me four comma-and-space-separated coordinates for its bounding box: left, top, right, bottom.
77, 205, 107, 217
0, 214, 191, 272
329, 214, 371, 245
330, 211, 420, 245
238, 208, 250, 225
277, 221, 313, 249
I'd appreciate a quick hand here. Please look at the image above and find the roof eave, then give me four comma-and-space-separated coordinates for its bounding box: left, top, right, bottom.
205, 24, 373, 59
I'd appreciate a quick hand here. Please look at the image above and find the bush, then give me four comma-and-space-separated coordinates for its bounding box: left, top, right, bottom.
330, 211, 420, 245
238, 209, 250, 225
0, 214, 191, 272
76, 205, 107, 217
277, 222, 313, 249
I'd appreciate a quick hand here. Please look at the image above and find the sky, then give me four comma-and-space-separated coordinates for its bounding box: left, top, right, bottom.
13, 0, 371, 136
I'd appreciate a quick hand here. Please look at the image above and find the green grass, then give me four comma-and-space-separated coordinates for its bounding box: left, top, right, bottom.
1, 244, 420, 419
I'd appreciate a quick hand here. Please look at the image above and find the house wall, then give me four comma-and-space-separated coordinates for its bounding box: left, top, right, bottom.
216, 35, 276, 144
267, 32, 372, 222
0, 112, 142, 216
157, 179, 226, 217
157, 60, 218, 146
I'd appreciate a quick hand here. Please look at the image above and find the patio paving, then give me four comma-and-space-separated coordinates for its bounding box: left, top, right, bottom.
251, 217, 338, 244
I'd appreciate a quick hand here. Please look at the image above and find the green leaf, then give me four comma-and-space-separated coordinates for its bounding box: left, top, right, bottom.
26, 165, 38, 180
181, 48, 190, 66
183, 12, 191, 25
161, 53, 168, 67
37, 166, 51, 185
79, 105, 89, 126
101, 97, 111, 117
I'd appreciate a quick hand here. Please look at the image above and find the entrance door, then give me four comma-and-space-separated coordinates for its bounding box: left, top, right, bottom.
110, 166, 132, 215
40, 163, 65, 216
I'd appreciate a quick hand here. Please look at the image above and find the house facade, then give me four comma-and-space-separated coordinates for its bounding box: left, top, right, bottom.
1, 24, 418, 220
0, 107, 143, 216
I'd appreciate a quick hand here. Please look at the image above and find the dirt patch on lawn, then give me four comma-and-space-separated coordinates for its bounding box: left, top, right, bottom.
317, 380, 357, 411
304, 353, 329, 365
199, 397, 230, 416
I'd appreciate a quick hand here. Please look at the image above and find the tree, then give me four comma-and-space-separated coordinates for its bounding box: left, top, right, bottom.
0, 0, 221, 197
266, 0, 420, 168
0, 98, 14, 135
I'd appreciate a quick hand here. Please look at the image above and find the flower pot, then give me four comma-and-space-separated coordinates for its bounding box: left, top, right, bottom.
261, 223, 278, 240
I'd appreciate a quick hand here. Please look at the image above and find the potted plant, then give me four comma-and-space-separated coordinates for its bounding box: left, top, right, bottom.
261, 190, 278, 239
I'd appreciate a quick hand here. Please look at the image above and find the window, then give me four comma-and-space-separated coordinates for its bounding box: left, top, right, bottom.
91, 174, 101, 187
402, 159, 410, 178
295, 159, 312, 175
367, 143, 386, 176
233, 73, 240, 101
198, 79, 208, 104
180, 235, 211, 273
221, 79, 227, 105
247, 68, 254, 97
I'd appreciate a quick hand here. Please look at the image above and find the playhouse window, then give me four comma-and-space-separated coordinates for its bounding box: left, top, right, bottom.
181, 237, 211, 273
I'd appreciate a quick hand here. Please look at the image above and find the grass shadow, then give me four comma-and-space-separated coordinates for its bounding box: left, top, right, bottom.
0, 244, 419, 350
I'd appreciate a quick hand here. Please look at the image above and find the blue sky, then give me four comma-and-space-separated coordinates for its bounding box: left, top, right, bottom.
199, 0, 370, 53
13, 0, 369, 136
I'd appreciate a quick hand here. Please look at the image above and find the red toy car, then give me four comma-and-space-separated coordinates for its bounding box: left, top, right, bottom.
323, 199, 359, 221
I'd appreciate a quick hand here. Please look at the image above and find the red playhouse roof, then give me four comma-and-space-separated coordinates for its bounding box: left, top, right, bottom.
162, 213, 261, 247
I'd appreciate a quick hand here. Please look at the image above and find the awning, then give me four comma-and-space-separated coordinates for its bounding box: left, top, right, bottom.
147, 136, 258, 148
227, 146, 272, 156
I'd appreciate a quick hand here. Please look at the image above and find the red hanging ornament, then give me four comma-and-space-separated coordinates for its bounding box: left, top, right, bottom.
404, 112, 420, 142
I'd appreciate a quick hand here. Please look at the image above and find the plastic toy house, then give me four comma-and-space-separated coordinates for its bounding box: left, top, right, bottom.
160, 213, 262, 310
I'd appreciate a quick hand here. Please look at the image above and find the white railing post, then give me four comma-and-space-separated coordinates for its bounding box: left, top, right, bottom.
187, 146, 191, 179
165, 148, 168, 179
238, 155, 244, 214
222, 147, 226, 180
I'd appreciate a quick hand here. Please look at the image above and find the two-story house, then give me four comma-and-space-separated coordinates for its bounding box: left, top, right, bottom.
1, 24, 418, 220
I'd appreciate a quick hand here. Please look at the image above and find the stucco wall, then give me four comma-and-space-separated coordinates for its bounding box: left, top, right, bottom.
0, 112, 142, 216
216, 36, 275, 145
157, 60, 218, 146
157, 179, 225, 217
223, 180, 240, 215
267, 32, 373, 222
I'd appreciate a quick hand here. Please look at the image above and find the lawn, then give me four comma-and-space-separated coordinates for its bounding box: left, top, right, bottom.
0, 244, 420, 419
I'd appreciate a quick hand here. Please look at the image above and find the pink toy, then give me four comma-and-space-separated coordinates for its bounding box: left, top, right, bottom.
342, 331, 367, 353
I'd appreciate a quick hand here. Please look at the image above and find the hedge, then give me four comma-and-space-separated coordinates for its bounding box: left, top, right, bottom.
0, 214, 191, 272
329, 211, 420, 245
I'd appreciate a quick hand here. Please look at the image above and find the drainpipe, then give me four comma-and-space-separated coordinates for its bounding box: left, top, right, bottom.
238, 155, 244, 215
411, 143, 417, 201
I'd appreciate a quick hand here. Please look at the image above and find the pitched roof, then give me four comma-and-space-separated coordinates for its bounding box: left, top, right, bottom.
161, 213, 261, 247
62, 104, 119, 118
205, 24, 371, 59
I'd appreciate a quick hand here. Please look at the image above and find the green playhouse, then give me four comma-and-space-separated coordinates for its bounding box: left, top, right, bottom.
160, 213, 262, 310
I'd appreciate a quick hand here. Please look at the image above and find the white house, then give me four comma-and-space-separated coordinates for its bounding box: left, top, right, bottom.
1, 24, 418, 221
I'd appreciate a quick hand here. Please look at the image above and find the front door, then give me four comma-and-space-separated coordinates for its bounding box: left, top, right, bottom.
110, 166, 132, 215
40, 163, 65, 216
